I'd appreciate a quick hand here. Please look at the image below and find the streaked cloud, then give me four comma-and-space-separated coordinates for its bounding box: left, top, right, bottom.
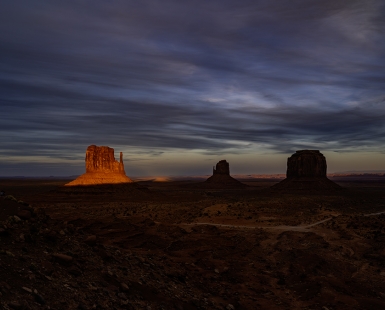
0, 0, 384, 175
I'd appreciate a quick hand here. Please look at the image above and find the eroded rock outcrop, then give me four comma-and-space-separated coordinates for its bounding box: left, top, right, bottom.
273, 150, 340, 191
213, 160, 230, 175
287, 150, 327, 178
65, 145, 132, 186
204, 160, 246, 188
85, 145, 126, 174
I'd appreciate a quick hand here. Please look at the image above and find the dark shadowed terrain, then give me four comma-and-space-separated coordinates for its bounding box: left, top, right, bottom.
1, 177, 385, 309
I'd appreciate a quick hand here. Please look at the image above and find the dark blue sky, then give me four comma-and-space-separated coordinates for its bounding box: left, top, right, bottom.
1, 0, 384, 176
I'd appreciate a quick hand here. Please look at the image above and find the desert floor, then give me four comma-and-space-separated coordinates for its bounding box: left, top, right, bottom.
0, 177, 385, 309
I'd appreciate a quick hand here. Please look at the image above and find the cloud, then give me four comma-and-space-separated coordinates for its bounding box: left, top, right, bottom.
0, 1, 384, 175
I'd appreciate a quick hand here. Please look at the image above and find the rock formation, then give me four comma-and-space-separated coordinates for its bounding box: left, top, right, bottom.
85, 145, 126, 175
65, 145, 133, 186
204, 160, 246, 188
212, 160, 230, 175
286, 150, 326, 178
272, 150, 340, 191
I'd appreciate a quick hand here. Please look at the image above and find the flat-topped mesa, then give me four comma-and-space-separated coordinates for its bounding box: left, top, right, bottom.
213, 160, 230, 175
65, 145, 132, 186
286, 150, 327, 178
85, 145, 125, 174
272, 150, 340, 191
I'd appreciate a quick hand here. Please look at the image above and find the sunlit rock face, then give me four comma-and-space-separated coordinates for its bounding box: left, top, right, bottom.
272, 150, 340, 191
286, 150, 327, 178
65, 145, 132, 186
85, 145, 126, 174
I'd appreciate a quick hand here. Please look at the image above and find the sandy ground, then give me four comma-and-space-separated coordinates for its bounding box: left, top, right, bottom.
0, 177, 385, 309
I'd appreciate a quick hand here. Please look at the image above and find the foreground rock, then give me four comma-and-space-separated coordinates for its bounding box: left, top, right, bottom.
66, 145, 133, 186
273, 150, 341, 191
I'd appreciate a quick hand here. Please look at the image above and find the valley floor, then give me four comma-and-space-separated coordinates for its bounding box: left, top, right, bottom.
0, 178, 384, 309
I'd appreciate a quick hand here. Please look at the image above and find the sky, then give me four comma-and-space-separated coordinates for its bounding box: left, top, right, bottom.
1, 0, 385, 177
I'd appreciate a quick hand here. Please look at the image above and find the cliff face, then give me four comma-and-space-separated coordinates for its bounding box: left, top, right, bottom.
213, 160, 230, 175
65, 145, 132, 186
205, 160, 246, 188
273, 150, 340, 191
286, 150, 327, 178
85, 145, 125, 174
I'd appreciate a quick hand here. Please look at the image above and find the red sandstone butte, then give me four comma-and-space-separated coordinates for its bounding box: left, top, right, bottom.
272, 150, 340, 190
286, 150, 327, 178
205, 160, 246, 188
65, 145, 133, 186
